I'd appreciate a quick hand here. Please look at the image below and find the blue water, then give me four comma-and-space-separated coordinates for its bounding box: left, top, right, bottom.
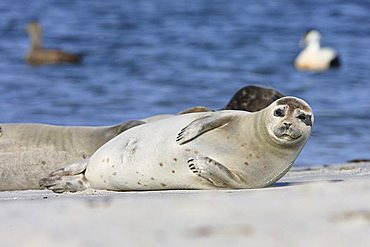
0, 0, 369, 166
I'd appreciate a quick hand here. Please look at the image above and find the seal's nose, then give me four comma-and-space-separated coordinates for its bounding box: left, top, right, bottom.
284, 122, 292, 129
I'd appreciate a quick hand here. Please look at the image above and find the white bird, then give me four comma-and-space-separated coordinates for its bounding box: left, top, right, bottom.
295, 29, 340, 72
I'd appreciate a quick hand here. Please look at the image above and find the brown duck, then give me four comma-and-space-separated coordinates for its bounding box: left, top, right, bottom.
25, 22, 82, 65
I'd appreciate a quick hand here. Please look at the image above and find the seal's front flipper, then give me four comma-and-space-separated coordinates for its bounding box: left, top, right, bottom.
39, 174, 90, 193
188, 156, 246, 188
176, 113, 233, 144
39, 159, 90, 193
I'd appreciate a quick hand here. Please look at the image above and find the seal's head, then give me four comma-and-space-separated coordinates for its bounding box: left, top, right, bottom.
223, 85, 284, 112
265, 96, 313, 146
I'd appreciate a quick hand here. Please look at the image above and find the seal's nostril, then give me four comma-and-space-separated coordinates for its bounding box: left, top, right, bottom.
284, 122, 292, 128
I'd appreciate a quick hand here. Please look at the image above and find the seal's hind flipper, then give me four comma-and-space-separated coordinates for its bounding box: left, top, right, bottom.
39, 159, 90, 193
112, 120, 146, 135
176, 113, 233, 144
49, 159, 88, 176
187, 156, 246, 188
39, 174, 90, 193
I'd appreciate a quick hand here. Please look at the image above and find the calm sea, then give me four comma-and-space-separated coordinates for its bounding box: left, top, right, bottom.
0, 0, 369, 166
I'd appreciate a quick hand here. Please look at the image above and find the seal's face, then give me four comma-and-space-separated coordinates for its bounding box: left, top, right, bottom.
266, 97, 313, 146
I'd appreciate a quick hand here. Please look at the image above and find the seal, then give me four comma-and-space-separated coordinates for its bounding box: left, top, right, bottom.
142, 85, 284, 122
223, 85, 284, 111
295, 29, 340, 71
0, 121, 144, 191
0, 85, 283, 191
40, 96, 313, 192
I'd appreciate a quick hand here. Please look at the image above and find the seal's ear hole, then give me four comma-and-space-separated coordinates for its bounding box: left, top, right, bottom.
274, 108, 285, 117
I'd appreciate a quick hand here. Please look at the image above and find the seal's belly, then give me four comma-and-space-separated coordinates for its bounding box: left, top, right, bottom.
85, 115, 222, 190
85, 136, 218, 190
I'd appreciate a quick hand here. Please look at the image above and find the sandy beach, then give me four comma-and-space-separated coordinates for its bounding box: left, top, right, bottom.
0, 162, 369, 247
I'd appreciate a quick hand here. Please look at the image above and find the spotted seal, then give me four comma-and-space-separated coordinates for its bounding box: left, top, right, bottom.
143, 85, 284, 122
40, 96, 313, 192
0, 85, 283, 191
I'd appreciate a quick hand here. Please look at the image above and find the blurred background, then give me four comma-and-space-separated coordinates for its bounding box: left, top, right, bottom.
0, 0, 369, 166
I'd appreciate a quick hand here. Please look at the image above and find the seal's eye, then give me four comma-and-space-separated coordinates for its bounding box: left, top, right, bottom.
274, 108, 285, 117
297, 113, 312, 126
297, 114, 306, 121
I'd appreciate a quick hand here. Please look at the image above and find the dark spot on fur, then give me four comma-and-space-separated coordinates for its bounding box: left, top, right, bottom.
66, 182, 72, 186
244, 161, 249, 166
160, 183, 167, 187
144, 184, 148, 187
136, 171, 139, 174
256, 155, 260, 159
185, 149, 191, 152
41, 160, 46, 165
194, 150, 199, 154
249, 154, 252, 157
104, 180, 107, 184
112, 165, 115, 168
78, 181, 84, 185
112, 172, 117, 176
106, 158, 110, 163
82, 153, 87, 159
172, 170, 176, 173
159, 163, 164, 167
151, 177, 155, 180
100, 175, 103, 178
138, 182, 142, 185
173, 158, 177, 162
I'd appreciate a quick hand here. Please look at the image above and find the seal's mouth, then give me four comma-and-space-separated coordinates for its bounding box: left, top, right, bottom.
279, 133, 301, 141
274, 128, 302, 141
271, 124, 304, 144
